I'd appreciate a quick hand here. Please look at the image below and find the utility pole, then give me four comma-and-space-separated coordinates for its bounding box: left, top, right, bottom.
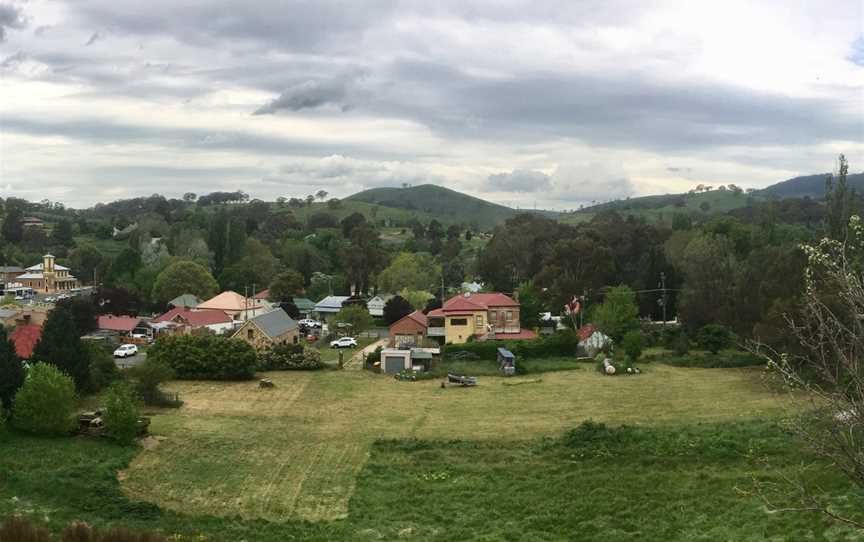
658, 272, 667, 324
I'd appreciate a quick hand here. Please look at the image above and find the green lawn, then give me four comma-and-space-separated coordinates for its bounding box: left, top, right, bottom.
1, 365, 860, 540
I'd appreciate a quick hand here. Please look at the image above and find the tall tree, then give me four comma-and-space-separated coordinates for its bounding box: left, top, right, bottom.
825, 154, 854, 240
0, 326, 25, 411
1, 204, 23, 243
342, 224, 383, 295
208, 210, 229, 274
268, 270, 305, 302
32, 308, 91, 391
383, 295, 414, 325
377, 252, 441, 293
152, 260, 219, 303
52, 218, 75, 247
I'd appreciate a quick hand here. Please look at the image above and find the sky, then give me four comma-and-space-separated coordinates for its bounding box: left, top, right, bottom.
0, 0, 862, 210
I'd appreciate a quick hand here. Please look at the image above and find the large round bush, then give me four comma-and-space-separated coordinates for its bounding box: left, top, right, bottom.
13, 363, 77, 436
148, 334, 257, 380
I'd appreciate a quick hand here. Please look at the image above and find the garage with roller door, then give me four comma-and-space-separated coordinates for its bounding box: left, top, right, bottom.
381, 349, 410, 373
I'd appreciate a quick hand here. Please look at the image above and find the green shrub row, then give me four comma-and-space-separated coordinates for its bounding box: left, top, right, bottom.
147, 334, 257, 380
442, 331, 579, 360
642, 350, 764, 368
258, 344, 324, 371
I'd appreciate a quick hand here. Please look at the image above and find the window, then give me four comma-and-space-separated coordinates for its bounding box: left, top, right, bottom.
293, 335, 299, 344
475, 315, 484, 327
451, 318, 468, 326
506, 311, 513, 321
489, 310, 497, 320
247, 329, 254, 339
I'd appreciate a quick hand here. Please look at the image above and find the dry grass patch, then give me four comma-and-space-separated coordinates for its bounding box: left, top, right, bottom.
122, 364, 792, 522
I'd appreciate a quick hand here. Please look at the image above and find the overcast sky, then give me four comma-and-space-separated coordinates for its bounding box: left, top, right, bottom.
0, 0, 862, 209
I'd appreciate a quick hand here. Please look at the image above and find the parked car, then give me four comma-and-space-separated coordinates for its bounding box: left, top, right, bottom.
330, 337, 358, 349
113, 344, 138, 358
299, 318, 321, 328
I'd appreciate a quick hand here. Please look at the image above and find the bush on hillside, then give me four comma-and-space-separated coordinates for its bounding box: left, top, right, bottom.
258, 343, 324, 370
148, 334, 257, 380
697, 324, 735, 354
102, 382, 141, 445
13, 363, 77, 436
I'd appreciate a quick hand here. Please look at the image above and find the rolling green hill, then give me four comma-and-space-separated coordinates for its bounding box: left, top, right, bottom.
347, 184, 552, 230
562, 189, 760, 224
759, 172, 864, 199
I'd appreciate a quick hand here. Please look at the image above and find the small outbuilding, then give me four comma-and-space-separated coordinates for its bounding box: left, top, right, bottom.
497, 347, 516, 376
381, 348, 412, 374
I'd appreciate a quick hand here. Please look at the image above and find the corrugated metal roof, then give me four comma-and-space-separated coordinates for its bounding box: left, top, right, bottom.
250, 308, 297, 338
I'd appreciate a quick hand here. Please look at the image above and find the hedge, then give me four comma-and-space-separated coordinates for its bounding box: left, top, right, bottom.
442, 331, 579, 360
148, 334, 257, 380
642, 349, 764, 368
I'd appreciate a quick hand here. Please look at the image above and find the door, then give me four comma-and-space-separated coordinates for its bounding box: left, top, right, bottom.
384, 356, 405, 374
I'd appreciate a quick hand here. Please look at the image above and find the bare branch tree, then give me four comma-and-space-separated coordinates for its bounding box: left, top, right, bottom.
749, 212, 864, 529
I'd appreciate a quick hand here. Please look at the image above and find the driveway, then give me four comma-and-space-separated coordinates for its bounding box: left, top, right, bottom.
115, 351, 147, 369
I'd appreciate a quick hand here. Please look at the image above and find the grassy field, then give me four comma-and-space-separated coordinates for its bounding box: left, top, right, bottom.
118, 366, 795, 522
1, 365, 860, 540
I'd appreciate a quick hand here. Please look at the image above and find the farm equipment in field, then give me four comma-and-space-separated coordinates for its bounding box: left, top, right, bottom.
446, 373, 477, 387
78, 409, 151, 437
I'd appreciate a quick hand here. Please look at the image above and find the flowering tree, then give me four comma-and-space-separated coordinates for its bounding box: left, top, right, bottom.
752, 214, 864, 529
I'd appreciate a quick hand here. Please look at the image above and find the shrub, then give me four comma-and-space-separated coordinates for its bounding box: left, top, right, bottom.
442, 331, 580, 361
697, 324, 735, 354
672, 332, 690, 355
148, 335, 257, 380
258, 344, 324, 370
126, 358, 176, 405
365, 346, 383, 370
13, 363, 77, 436
85, 342, 120, 394
102, 382, 141, 445
621, 331, 644, 362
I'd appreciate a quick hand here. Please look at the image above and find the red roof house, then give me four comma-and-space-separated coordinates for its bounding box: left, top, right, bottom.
388, 310, 429, 347
97, 315, 144, 334
10, 324, 42, 359
152, 307, 234, 334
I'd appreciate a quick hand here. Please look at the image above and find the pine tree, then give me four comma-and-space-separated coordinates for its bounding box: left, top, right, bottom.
32, 308, 91, 391
0, 326, 25, 411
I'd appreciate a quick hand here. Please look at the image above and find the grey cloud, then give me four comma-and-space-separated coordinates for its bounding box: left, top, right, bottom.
0, 115, 412, 161
84, 31, 103, 46
374, 59, 863, 152
0, 50, 25, 69
0, 3, 26, 42
34, 24, 52, 36
488, 169, 552, 192
254, 75, 359, 114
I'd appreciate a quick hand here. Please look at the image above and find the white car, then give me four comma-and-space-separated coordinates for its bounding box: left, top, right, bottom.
330, 337, 358, 349
113, 344, 139, 358
299, 318, 321, 328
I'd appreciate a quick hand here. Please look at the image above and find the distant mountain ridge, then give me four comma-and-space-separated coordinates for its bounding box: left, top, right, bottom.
758, 172, 864, 199
347, 184, 554, 229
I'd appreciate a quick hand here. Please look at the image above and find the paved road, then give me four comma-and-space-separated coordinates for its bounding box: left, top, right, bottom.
115, 351, 147, 369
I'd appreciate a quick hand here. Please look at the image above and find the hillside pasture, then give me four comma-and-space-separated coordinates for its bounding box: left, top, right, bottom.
120, 365, 793, 523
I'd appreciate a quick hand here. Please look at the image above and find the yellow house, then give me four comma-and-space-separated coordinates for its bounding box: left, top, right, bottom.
427, 292, 531, 345
16, 254, 79, 294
